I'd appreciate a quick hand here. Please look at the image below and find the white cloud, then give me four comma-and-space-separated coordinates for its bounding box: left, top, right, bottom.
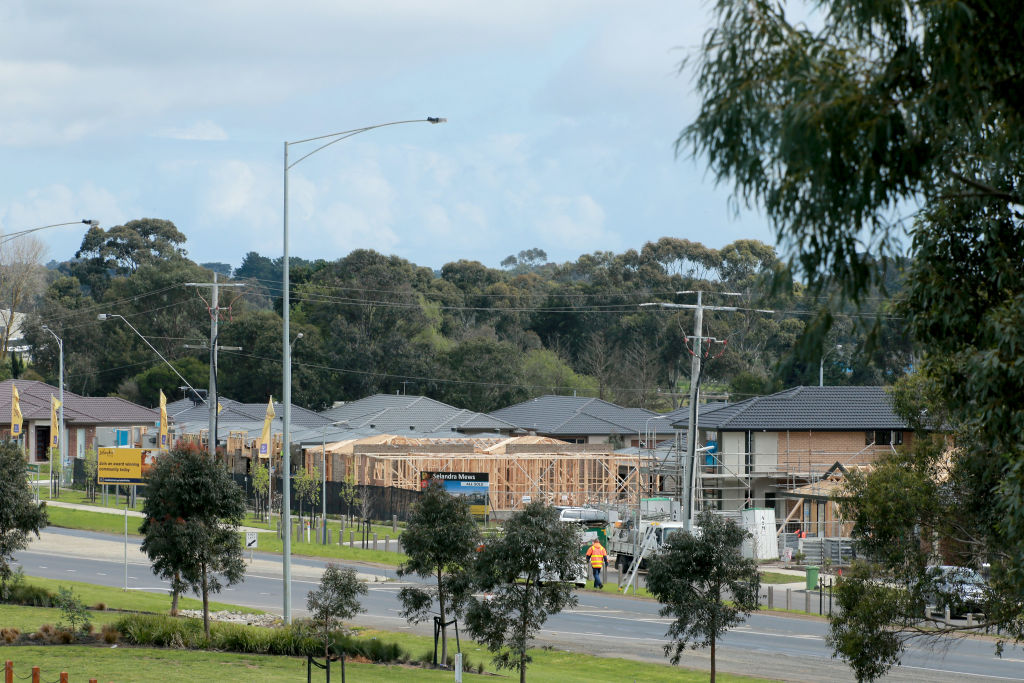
535, 195, 614, 250
158, 121, 228, 141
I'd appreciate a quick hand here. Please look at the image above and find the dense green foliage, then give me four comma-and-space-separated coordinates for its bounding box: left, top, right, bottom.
684, 0, 1024, 678
0, 441, 48, 586
646, 511, 760, 681
24, 219, 909, 411
464, 503, 579, 683
139, 446, 246, 637
397, 482, 481, 664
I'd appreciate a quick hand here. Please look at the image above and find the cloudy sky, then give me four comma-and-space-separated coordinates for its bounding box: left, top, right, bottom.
0, 1, 773, 272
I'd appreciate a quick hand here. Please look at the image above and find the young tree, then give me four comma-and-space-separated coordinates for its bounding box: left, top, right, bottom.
294, 464, 320, 528
140, 446, 246, 637
252, 461, 270, 522
646, 510, 760, 682
397, 482, 480, 666
0, 441, 48, 587
464, 502, 580, 683
306, 563, 366, 679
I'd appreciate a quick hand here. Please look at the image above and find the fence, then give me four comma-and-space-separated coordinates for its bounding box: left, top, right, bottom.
3, 660, 100, 683
231, 474, 422, 522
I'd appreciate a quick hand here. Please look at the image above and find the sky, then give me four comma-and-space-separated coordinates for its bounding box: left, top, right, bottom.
0, 1, 774, 273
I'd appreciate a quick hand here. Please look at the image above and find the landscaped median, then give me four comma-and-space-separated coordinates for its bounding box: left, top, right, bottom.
0, 575, 781, 682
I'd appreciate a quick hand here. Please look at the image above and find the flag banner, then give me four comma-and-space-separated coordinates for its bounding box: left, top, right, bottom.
11, 385, 22, 437
50, 395, 61, 448
158, 390, 169, 449
258, 397, 275, 459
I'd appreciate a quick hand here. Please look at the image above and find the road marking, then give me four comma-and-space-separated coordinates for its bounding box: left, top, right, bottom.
66, 569, 76, 573
542, 629, 665, 643
900, 664, 1024, 680
38, 565, 47, 569
96, 572, 107, 576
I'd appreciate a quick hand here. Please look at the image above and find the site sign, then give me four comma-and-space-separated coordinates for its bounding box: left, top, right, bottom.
420, 471, 489, 516
98, 447, 158, 484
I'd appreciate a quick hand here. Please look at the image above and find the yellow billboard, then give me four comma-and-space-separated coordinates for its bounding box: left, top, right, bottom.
98, 447, 158, 484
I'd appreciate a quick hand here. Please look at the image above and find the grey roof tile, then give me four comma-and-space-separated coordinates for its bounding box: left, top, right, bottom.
669, 386, 909, 431
488, 395, 665, 435
319, 394, 516, 433
0, 379, 158, 425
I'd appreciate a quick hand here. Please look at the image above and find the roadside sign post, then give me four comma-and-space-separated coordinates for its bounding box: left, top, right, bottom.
245, 531, 258, 563
97, 449, 155, 593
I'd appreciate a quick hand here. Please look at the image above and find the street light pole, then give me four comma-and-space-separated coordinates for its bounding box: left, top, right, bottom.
0, 219, 98, 248
40, 326, 64, 490
281, 116, 445, 623
98, 313, 206, 404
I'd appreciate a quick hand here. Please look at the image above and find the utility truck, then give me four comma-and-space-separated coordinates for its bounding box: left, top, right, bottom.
607, 518, 689, 572
540, 506, 615, 587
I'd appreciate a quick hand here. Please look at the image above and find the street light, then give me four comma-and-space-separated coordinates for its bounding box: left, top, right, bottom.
97, 314, 206, 404
319, 420, 349, 544
40, 326, 64, 492
819, 344, 843, 387
280, 116, 446, 622
1, 219, 98, 247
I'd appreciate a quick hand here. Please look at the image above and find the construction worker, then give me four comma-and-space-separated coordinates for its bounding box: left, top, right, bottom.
586, 537, 609, 589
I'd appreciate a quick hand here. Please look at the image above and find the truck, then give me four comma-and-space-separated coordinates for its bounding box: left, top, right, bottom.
606, 519, 690, 573
540, 506, 615, 587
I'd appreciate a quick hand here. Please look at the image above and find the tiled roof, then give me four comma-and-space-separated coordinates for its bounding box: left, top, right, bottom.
167, 396, 333, 433
669, 386, 909, 431
0, 379, 158, 425
488, 395, 665, 435
319, 394, 517, 434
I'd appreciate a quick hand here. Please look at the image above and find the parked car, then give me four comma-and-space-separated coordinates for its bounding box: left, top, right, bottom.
927, 565, 986, 617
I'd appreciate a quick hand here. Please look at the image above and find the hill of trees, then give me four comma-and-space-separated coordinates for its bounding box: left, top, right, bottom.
15, 219, 914, 412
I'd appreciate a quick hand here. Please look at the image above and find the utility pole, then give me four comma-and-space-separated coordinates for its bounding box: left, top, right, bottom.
641, 292, 773, 530
185, 273, 243, 457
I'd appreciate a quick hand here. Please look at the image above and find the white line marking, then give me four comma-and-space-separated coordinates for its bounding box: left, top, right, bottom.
899, 664, 1024, 680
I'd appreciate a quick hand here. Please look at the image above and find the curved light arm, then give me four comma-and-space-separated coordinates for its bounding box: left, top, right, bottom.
1, 219, 98, 247
287, 117, 446, 170
40, 325, 63, 350
97, 313, 206, 404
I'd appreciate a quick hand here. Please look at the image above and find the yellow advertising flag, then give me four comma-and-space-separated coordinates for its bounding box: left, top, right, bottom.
50, 395, 61, 448
217, 401, 224, 414
11, 385, 22, 438
159, 390, 169, 449
258, 396, 275, 459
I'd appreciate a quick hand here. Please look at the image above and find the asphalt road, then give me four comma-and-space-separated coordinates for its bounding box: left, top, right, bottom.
12, 527, 1024, 682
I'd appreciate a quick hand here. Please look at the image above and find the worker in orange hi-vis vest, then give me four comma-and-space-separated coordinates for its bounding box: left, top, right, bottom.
585, 537, 609, 589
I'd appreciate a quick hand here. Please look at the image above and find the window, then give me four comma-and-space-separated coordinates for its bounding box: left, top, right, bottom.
744, 431, 753, 475
764, 492, 776, 510
702, 488, 723, 511
865, 430, 905, 446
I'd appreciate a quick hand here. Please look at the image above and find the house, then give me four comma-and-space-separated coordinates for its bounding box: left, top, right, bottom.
488, 395, 673, 446
0, 379, 159, 463
167, 395, 333, 473
319, 394, 517, 438
668, 386, 913, 533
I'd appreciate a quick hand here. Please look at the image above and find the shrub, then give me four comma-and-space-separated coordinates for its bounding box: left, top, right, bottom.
93, 602, 107, 611
101, 624, 120, 644
1, 627, 20, 643
56, 629, 74, 644
55, 586, 91, 634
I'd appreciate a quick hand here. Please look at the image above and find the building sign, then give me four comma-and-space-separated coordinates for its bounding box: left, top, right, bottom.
420, 471, 489, 516
98, 447, 158, 484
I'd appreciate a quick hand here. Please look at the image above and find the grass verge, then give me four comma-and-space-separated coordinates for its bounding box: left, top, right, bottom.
0, 646, 488, 682
19, 575, 262, 615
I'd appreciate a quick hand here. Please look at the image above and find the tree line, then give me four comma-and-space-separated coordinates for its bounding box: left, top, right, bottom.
12, 220, 913, 413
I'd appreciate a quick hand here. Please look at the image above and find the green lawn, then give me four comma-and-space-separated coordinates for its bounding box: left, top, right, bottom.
0, 636, 780, 682
19, 575, 262, 615
45, 505, 406, 565
0, 646, 486, 683
760, 571, 805, 584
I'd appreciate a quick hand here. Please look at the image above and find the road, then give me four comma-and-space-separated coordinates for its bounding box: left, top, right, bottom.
13, 527, 1024, 682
